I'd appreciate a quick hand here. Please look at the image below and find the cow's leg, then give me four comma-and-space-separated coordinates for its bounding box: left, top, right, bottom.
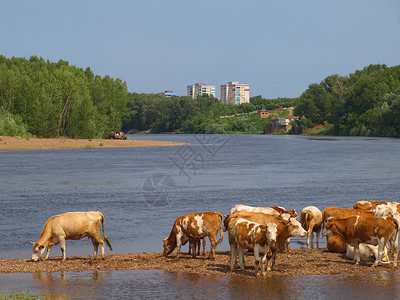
91, 238, 99, 260
229, 242, 238, 271
59, 237, 66, 261
354, 244, 361, 265
208, 235, 217, 259
316, 228, 321, 249
253, 246, 261, 277
271, 249, 278, 270
238, 245, 245, 270
190, 240, 197, 258
266, 250, 273, 271
309, 224, 314, 248
372, 238, 386, 267
261, 253, 268, 276
43, 244, 53, 261
92, 232, 106, 259
201, 237, 206, 256
285, 238, 291, 253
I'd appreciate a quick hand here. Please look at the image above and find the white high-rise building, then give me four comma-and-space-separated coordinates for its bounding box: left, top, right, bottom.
187, 83, 216, 99
220, 81, 250, 105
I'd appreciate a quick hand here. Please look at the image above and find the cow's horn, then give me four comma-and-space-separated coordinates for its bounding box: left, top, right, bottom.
29, 241, 35, 245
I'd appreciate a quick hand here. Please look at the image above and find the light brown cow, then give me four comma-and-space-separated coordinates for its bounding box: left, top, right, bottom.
31, 211, 113, 262
163, 212, 224, 259
224, 211, 307, 270
228, 218, 278, 277
322, 216, 399, 267
327, 236, 347, 253
300, 206, 323, 248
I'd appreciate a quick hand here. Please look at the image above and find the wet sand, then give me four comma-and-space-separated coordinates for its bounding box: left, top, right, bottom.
0, 249, 396, 277
0, 136, 187, 151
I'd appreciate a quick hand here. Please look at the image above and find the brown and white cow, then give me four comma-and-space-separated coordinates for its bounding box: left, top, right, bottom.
225, 211, 307, 270
230, 205, 298, 220
300, 206, 323, 248
353, 201, 390, 211
228, 218, 278, 277
162, 212, 224, 259
322, 216, 399, 267
31, 211, 113, 262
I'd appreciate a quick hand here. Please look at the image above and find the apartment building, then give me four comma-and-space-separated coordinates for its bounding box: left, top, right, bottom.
220, 81, 250, 105
187, 83, 216, 99
158, 91, 177, 98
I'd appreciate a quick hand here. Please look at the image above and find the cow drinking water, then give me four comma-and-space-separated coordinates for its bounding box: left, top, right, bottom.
31, 211, 113, 262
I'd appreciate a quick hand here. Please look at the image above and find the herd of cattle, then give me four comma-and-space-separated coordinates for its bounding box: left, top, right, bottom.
30, 200, 400, 277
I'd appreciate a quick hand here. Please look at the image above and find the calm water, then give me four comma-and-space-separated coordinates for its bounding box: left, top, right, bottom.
1, 134, 399, 299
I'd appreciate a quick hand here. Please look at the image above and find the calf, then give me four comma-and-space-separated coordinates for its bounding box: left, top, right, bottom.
31, 211, 113, 262
322, 216, 399, 267
300, 206, 323, 248
228, 218, 278, 277
163, 212, 223, 259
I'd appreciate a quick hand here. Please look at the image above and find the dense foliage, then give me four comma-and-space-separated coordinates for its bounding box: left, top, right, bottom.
122, 94, 290, 134
0, 55, 128, 138
292, 64, 400, 137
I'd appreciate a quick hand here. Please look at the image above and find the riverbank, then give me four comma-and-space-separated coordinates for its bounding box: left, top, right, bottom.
0, 136, 188, 151
0, 249, 396, 277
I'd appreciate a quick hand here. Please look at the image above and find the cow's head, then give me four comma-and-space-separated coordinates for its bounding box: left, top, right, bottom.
322, 219, 336, 237
289, 217, 307, 237
30, 241, 45, 261
265, 223, 278, 246
162, 238, 174, 256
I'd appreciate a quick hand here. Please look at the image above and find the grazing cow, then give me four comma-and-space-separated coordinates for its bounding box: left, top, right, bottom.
224, 211, 307, 270
163, 212, 224, 259
322, 216, 399, 267
31, 211, 113, 262
228, 218, 278, 277
346, 244, 390, 263
230, 205, 298, 219
300, 206, 323, 248
327, 236, 347, 253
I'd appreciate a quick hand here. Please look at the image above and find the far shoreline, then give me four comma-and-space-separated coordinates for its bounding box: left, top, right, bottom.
0, 136, 188, 151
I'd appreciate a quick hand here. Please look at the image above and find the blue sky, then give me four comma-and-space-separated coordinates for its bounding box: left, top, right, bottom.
1, 0, 399, 99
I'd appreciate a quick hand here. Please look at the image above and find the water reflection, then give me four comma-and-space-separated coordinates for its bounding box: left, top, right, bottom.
31, 270, 107, 299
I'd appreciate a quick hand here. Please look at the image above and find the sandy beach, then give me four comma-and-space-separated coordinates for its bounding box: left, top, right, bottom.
0, 136, 188, 151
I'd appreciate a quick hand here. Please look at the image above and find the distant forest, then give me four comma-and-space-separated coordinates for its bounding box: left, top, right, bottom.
1, 55, 399, 138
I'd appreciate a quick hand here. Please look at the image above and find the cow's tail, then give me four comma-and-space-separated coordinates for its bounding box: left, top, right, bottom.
101, 213, 113, 251
216, 212, 225, 244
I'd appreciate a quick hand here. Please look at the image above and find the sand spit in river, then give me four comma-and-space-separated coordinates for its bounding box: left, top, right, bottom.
0, 249, 397, 277
0, 136, 187, 151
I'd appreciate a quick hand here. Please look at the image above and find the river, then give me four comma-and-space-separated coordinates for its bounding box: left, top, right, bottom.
0, 134, 399, 299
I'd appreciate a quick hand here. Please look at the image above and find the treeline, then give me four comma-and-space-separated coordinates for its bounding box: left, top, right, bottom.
291, 64, 400, 137
123, 93, 297, 134
0, 55, 128, 138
